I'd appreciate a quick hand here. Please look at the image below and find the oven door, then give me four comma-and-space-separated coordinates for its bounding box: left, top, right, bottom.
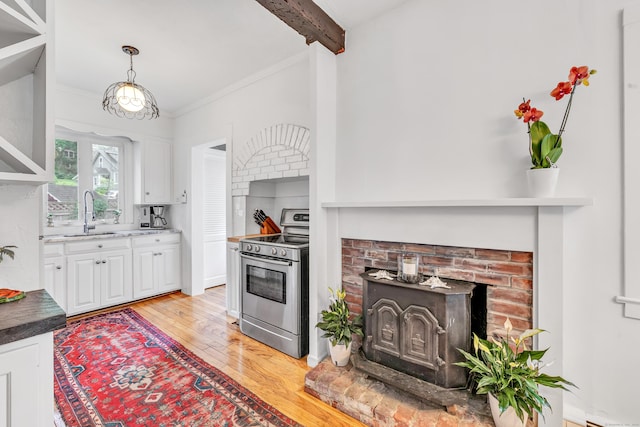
240, 253, 301, 334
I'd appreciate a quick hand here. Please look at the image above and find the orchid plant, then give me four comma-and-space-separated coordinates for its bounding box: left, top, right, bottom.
515, 65, 597, 169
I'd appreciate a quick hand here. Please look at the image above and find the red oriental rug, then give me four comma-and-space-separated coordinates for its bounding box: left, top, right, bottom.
54, 308, 301, 427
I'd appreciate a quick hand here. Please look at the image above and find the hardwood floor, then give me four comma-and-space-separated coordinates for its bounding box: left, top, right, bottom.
75, 286, 365, 427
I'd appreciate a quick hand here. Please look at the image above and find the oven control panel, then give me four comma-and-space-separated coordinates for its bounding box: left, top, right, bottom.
240, 242, 300, 261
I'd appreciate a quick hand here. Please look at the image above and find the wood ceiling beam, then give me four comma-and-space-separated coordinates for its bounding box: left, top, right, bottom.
255, 0, 345, 54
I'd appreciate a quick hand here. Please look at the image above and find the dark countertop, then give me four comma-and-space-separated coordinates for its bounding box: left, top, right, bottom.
0, 289, 66, 346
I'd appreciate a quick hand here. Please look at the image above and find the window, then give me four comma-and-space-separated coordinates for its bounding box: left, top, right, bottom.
47, 127, 131, 225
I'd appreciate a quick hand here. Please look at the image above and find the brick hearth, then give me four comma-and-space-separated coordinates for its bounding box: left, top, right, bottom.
305, 358, 494, 427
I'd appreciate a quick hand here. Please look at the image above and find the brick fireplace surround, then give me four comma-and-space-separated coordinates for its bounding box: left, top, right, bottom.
341, 239, 534, 337
304, 238, 535, 427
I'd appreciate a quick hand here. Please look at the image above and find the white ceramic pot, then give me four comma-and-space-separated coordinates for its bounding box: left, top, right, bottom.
488, 393, 527, 427
526, 167, 560, 198
328, 341, 352, 367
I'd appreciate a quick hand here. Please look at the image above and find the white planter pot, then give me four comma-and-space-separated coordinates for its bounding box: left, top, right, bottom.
328, 341, 352, 366
488, 393, 527, 427
526, 167, 560, 198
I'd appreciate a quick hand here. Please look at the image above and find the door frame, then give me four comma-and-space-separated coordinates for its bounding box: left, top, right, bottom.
190, 138, 230, 295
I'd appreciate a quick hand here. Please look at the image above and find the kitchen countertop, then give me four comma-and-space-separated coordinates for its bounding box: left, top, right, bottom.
42, 228, 181, 243
0, 289, 66, 346
227, 233, 278, 243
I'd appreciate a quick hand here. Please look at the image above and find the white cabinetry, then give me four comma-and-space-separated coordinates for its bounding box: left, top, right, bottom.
135, 140, 172, 204
132, 233, 181, 299
65, 238, 132, 316
43, 243, 66, 311
226, 241, 240, 318
0, 0, 53, 183
0, 332, 54, 426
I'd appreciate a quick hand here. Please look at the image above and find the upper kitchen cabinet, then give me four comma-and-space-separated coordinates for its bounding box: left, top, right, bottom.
0, 0, 53, 184
134, 140, 172, 204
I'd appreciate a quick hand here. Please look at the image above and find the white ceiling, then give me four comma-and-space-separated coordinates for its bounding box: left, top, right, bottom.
55, 0, 410, 116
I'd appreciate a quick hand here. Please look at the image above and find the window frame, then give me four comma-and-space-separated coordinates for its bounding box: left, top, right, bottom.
47, 126, 134, 230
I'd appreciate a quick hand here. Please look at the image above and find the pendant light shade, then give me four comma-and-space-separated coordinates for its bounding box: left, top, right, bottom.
102, 46, 159, 120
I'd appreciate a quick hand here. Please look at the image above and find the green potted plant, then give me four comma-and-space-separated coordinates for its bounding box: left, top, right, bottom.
0, 245, 17, 263
456, 318, 575, 427
316, 287, 363, 366
514, 65, 596, 197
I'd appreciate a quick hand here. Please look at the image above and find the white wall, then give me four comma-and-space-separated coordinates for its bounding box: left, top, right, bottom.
172, 55, 309, 295
0, 185, 41, 290
328, 0, 636, 424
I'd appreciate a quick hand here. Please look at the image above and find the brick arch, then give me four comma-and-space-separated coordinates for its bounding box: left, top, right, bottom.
232, 124, 310, 196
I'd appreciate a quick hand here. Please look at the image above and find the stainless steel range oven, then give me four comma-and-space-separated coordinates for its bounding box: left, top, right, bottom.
239, 208, 309, 358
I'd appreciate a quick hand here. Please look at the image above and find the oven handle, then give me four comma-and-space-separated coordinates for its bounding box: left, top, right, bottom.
240, 253, 292, 267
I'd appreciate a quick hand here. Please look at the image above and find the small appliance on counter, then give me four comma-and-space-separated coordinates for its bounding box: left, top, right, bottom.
139, 206, 151, 229
150, 206, 167, 229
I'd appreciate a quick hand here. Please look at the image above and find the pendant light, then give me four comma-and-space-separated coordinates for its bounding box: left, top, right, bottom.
102, 45, 159, 120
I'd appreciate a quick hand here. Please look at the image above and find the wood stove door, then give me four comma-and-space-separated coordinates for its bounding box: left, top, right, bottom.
368, 298, 443, 371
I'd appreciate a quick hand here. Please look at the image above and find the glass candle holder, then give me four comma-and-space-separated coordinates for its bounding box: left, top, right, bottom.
398, 253, 420, 283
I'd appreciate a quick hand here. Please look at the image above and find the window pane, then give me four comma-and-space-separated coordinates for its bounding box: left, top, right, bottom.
48, 139, 79, 221
92, 144, 120, 221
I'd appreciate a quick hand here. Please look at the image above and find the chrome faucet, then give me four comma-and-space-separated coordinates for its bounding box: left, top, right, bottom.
83, 190, 96, 234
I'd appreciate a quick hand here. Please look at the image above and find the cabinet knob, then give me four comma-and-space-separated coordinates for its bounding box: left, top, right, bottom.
102, 260, 107, 264
146, 192, 150, 195
155, 238, 160, 242
95, 260, 101, 264
98, 244, 103, 248
56, 265, 62, 270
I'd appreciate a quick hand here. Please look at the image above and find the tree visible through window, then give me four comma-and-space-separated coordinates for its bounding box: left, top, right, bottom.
47, 131, 125, 224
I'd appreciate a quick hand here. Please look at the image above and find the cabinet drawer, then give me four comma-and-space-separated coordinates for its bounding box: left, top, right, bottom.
66, 238, 131, 254
44, 243, 64, 257
132, 233, 180, 247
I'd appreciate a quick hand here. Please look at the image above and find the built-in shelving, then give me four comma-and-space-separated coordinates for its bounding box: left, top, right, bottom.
0, 0, 52, 184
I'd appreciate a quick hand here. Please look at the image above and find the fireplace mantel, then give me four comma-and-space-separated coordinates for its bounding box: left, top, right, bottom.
313, 198, 592, 426
321, 197, 593, 208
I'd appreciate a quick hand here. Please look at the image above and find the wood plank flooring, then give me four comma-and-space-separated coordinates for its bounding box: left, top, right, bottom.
72, 286, 365, 427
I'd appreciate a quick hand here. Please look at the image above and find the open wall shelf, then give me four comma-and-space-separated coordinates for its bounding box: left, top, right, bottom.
0, 0, 52, 184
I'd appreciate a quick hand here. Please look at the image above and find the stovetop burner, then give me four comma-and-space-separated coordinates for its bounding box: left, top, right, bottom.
244, 234, 309, 246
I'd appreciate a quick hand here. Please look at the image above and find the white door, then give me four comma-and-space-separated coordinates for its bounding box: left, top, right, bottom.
202, 148, 227, 288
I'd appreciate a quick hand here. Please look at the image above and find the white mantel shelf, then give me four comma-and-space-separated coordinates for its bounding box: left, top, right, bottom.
321, 197, 593, 208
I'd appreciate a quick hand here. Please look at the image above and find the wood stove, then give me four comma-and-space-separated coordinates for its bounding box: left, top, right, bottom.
361, 271, 475, 389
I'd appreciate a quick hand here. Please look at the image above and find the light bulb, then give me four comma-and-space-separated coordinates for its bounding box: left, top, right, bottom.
116, 83, 146, 112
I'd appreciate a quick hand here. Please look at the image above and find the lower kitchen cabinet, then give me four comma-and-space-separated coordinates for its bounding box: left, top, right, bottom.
43, 243, 66, 311
0, 333, 54, 426
66, 249, 133, 316
226, 241, 240, 318
132, 233, 181, 299
44, 232, 181, 316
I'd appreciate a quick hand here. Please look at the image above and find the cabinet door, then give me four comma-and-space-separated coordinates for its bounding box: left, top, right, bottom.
133, 248, 157, 299
43, 256, 66, 312
101, 250, 133, 307
226, 242, 240, 318
67, 254, 101, 315
0, 335, 52, 427
157, 244, 181, 293
141, 141, 172, 204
